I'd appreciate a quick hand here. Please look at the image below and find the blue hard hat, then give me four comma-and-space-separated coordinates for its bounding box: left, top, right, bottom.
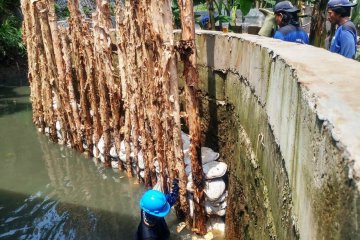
140, 190, 170, 218
327, 0, 357, 8
274, 1, 299, 13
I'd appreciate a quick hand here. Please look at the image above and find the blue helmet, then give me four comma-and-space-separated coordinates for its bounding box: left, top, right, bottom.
327, 0, 357, 8
274, 1, 299, 13
139, 190, 170, 218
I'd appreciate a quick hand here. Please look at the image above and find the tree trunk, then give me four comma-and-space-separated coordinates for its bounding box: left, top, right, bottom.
309, 0, 329, 48
177, 0, 207, 235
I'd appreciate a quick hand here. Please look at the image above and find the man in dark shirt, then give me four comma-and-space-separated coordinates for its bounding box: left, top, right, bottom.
136, 180, 179, 240
273, 1, 309, 44
327, 0, 358, 59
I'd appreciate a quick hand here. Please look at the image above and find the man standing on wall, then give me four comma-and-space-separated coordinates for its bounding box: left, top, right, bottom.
273, 1, 309, 44
327, 0, 358, 59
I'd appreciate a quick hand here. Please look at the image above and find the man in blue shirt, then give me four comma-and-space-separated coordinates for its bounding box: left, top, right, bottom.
327, 0, 358, 59
273, 1, 309, 44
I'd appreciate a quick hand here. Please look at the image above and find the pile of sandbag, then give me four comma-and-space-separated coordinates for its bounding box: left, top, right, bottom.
181, 132, 228, 220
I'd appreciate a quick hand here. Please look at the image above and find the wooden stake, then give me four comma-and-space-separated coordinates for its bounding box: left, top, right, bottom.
177, 0, 207, 235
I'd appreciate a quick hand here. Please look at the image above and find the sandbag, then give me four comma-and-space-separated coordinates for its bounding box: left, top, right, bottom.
201, 147, 220, 164
92, 146, 101, 158
110, 146, 118, 158
205, 201, 226, 216
258, 8, 276, 37
204, 179, 226, 201
203, 161, 227, 179
97, 135, 105, 154
186, 181, 194, 192
181, 131, 190, 150
206, 216, 225, 233
185, 164, 192, 176
184, 155, 191, 165
120, 140, 134, 153
138, 151, 144, 169
207, 191, 228, 204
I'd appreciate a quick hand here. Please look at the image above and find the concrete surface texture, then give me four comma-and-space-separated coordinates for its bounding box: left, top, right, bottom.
188, 30, 360, 239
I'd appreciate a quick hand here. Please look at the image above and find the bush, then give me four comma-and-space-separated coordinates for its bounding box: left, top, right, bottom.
0, 0, 25, 64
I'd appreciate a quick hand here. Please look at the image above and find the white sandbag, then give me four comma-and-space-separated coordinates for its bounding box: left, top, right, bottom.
181, 131, 190, 150
138, 151, 144, 169
184, 155, 191, 165
56, 121, 61, 131
205, 201, 226, 216
204, 179, 226, 201
186, 181, 194, 192
206, 199, 227, 209
99, 154, 105, 163
111, 160, 119, 169
83, 143, 88, 150
188, 194, 194, 217
207, 191, 228, 204
201, 147, 219, 164
92, 146, 101, 158
45, 127, 50, 134
119, 151, 134, 163
57, 130, 63, 141
140, 171, 144, 179
120, 140, 134, 153
97, 136, 105, 154
203, 161, 227, 179
154, 160, 160, 173
206, 216, 225, 233
110, 146, 118, 158
185, 164, 192, 176
183, 148, 189, 159
188, 173, 193, 182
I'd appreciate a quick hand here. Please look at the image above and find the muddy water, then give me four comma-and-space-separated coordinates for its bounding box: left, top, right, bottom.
0, 84, 182, 239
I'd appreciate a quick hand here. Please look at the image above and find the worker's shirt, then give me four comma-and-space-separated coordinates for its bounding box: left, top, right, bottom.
330, 21, 357, 59
136, 210, 170, 240
274, 24, 309, 44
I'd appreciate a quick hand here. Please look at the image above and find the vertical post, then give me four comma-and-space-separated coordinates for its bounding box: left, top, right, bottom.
177, 0, 207, 235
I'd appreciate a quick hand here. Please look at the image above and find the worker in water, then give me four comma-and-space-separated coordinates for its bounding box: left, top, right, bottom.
327, 0, 358, 59
273, 1, 309, 44
136, 179, 179, 240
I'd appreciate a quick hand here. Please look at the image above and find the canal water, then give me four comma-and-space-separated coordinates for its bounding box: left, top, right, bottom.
0, 82, 182, 239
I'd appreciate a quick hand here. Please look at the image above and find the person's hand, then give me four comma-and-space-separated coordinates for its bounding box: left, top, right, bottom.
171, 178, 179, 193
166, 178, 179, 207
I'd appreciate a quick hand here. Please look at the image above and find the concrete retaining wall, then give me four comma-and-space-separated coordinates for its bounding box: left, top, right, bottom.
184, 30, 360, 239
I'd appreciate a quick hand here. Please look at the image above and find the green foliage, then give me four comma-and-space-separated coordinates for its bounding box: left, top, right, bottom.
351, 2, 360, 27
172, 0, 181, 29
0, 0, 25, 63
55, 3, 70, 19
82, 6, 92, 18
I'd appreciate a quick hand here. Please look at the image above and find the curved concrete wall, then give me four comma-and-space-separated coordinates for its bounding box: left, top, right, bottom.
186, 30, 360, 239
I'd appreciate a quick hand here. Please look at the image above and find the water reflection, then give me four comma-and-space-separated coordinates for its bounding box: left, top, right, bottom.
0, 86, 142, 239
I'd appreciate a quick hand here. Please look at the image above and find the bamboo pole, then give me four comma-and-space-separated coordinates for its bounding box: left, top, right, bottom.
177, 0, 207, 234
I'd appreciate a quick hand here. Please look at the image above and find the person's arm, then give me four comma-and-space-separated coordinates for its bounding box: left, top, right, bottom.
339, 30, 356, 59
166, 179, 179, 207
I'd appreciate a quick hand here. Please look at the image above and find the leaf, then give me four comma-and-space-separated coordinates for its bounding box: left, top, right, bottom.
237, 0, 253, 16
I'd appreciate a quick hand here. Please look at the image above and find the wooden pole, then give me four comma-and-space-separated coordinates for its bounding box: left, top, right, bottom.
177, 0, 207, 235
